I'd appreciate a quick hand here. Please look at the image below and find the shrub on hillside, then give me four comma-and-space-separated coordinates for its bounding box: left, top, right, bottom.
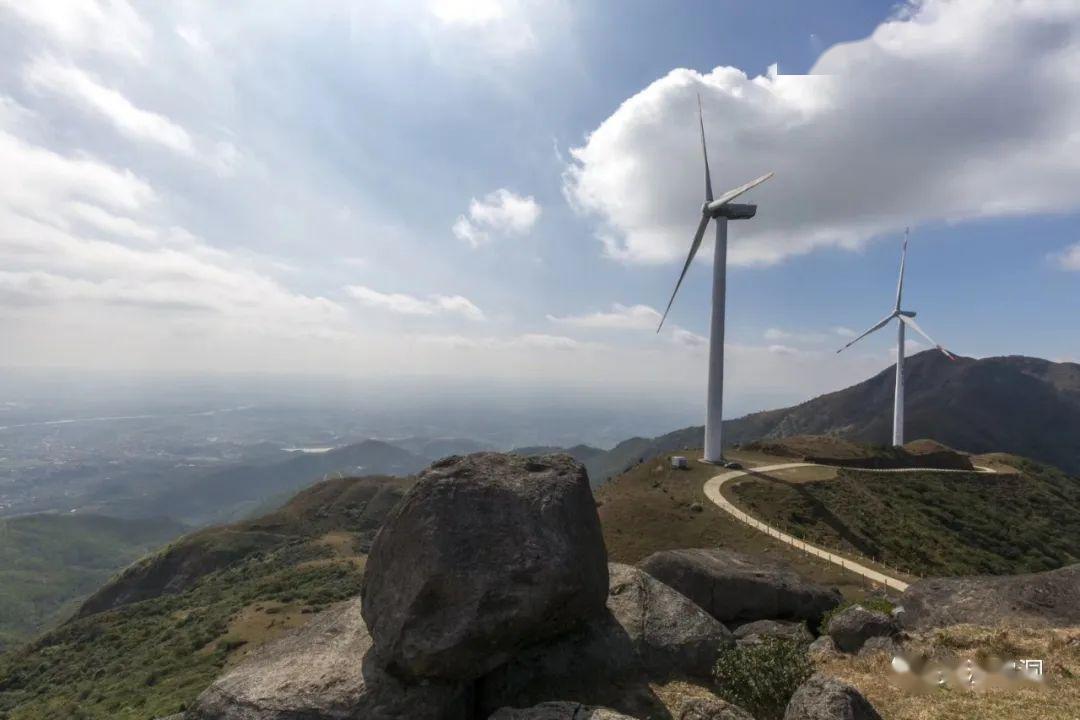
713, 637, 813, 720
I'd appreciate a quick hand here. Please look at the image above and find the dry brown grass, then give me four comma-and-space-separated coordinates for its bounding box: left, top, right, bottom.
208, 601, 314, 668
819, 625, 1080, 720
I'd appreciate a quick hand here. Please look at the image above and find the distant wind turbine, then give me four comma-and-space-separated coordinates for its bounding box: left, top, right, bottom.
657, 95, 773, 463
836, 228, 956, 446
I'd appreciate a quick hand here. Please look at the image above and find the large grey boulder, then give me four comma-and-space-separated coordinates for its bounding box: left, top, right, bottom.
478, 563, 734, 718
638, 549, 841, 627
899, 563, 1080, 631
732, 619, 813, 647
783, 674, 882, 720
188, 600, 468, 720
361, 452, 609, 681
825, 606, 898, 654
488, 702, 635, 720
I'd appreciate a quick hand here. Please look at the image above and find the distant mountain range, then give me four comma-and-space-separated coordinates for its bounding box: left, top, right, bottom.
724, 351, 1080, 475
529, 352, 1080, 483
147, 439, 430, 525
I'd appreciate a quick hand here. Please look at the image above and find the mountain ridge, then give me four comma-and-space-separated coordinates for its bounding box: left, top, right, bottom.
543, 352, 1080, 482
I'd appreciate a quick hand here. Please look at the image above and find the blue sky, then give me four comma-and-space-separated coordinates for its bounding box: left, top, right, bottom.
0, 0, 1077, 416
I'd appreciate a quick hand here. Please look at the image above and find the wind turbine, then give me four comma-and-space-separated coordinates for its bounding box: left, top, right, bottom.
657, 95, 773, 464
836, 228, 956, 446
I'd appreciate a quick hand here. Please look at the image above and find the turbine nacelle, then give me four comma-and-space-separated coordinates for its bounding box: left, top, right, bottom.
707, 202, 757, 220
835, 232, 955, 361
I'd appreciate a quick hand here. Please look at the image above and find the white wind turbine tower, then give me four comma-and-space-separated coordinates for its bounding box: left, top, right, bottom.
836, 228, 956, 446
657, 96, 773, 464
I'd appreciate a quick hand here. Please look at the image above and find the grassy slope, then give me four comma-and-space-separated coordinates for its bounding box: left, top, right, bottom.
595, 448, 897, 600
0, 514, 187, 653
0, 475, 410, 720
727, 456, 1080, 577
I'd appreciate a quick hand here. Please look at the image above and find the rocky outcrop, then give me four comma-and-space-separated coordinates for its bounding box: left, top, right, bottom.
361, 453, 609, 681
187, 454, 774, 720
825, 606, 898, 654
477, 563, 733, 718
783, 674, 883, 720
670, 697, 754, 720
806, 635, 839, 661
857, 636, 901, 658
187, 600, 468, 720
899, 563, 1080, 630
732, 619, 813, 647
488, 702, 635, 720
638, 549, 841, 628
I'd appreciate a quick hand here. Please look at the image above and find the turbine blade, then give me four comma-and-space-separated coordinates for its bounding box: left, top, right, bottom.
698, 94, 713, 202
899, 315, 956, 359
658, 214, 711, 332
709, 172, 775, 209
895, 227, 909, 311
836, 312, 896, 353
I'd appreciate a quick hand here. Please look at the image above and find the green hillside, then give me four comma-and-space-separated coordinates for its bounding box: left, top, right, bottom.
0, 475, 412, 720
0, 514, 186, 653
727, 456, 1080, 577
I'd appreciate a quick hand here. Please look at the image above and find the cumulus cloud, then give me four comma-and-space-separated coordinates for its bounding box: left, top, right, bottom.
832, 326, 857, 338
1052, 243, 1080, 270
546, 303, 661, 330
345, 285, 485, 321
453, 188, 540, 247
564, 0, 1080, 265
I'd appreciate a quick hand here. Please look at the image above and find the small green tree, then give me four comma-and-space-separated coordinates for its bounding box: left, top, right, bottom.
713, 637, 813, 720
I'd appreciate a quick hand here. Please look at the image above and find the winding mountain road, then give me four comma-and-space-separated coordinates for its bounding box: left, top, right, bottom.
702, 462, 997, 593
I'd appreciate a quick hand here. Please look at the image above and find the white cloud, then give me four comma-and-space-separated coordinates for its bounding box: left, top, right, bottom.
24, 58, 238, 173
671, 326, 707, 348
418, 332, 587, 350
0, 0, 150, 59
763, 328, 827, 344
564, 0, 1080, 265
428, 0, 505, 25
1053, 242, 1080, 270
424, 0, 541, 56
546, 303, 661, 330
453, 188, 541, 247
888, 339, 925, 358
0, 123, 155, 216
832, 326, 857, 338
26, 59, 192, 155
0, 109, 344, 343
345, 285, 485, 321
